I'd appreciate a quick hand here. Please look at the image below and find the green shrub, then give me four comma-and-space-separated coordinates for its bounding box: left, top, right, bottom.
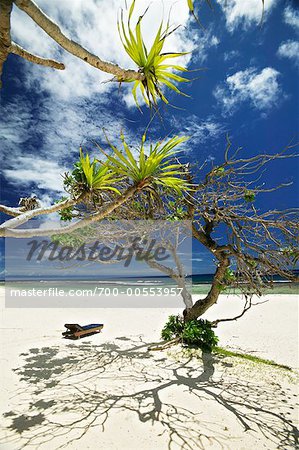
161, 314, 184, 340
161, 315, 218, 352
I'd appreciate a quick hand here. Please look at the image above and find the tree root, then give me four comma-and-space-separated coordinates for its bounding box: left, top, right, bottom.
148, 337, 181, 351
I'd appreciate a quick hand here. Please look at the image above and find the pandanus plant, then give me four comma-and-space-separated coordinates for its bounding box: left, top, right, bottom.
63, 149, 121, 202
62, 133, 191, 216
99, 133, 191, 196
118, 0, 191, 110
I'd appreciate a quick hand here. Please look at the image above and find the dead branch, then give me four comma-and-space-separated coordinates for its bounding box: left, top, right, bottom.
10, 42, 65, 69
148, 337, 181, 351
0, 204, 22, 216
0, 195, 84, 233
211, 296, 253, 327
211, 297, 269, 327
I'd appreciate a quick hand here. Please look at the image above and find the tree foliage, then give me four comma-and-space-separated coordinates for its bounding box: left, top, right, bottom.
118, 0, 190, 109
162, 315, 219, 351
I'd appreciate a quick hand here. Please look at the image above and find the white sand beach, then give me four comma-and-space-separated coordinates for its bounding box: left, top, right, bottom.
0, 287, 298, 449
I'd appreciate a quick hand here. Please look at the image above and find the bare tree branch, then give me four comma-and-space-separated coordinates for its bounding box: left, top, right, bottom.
211, 296, 253, 327
0, 0, 13, 87
10, 42, 65, 69
1, 185, 138, 238
13, 0, 144, 81
211, 297, 269, 327
0, 195, 85, 233
0, 204, 22, 217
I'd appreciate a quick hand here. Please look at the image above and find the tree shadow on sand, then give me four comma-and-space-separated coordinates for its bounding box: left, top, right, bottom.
1, 336, 298, 449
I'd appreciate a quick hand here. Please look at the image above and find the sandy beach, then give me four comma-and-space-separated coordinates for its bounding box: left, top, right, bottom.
0, 287, 298, 449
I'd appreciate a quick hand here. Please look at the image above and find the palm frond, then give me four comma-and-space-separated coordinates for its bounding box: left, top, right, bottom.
79, 149, 121, 194
101, 133, 192, 195
118, 1, 191, 110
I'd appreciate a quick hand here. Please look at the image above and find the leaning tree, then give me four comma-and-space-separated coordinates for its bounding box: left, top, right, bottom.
1, 133, 298, 325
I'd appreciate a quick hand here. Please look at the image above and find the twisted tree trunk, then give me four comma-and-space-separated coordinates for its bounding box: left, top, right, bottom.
183, 190, 232, 321
184, 257, 230, 321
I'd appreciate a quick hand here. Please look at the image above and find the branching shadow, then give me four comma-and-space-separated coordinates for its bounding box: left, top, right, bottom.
1, 336, 298, 449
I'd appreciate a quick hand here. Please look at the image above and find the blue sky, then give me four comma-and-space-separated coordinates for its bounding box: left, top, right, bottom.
0, 0, 298, 276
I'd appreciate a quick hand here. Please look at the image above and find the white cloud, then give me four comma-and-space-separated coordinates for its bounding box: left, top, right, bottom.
217, 0, 277, 32
214, 67, 282, 115
38, 193, 58, 208
223, 50, 240, 62
170, 115, 224, 151
277, 40, 299, 66
3, 157, 67, 193
1, 94, 142, 154
192, 29, 220, 64
0, 100, 33, 146
283, 5, 299, 30
0, 95, 142, 200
